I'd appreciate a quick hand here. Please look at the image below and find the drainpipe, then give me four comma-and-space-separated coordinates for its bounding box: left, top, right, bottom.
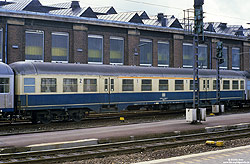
5, 22, 8, 64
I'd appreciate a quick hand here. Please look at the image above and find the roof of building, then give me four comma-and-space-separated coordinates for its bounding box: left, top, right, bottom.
92, 6, 117, 15
98, 12, 144, 24
10, 61, 244, 78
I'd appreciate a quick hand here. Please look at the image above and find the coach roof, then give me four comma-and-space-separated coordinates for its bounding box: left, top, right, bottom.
0, 62, 14, 75
9, 61, 244, 78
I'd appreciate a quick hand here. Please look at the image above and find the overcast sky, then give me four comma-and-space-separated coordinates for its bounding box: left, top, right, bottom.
40, 0, 250, 28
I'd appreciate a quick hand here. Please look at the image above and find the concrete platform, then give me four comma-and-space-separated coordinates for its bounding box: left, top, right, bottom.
1, 113, 250, 149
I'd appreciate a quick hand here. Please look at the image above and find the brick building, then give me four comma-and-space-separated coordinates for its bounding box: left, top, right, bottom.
0, 0, 250, 71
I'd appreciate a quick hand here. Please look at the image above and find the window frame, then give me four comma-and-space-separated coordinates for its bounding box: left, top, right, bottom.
122, 79, 134, 91
232, 80, 239, 90
24, 78, 35, 93
141, 79, 152, 91
175, 80, 184, 91
223, 80, 230, 90
63, 78, 78, 92
157, 41, 170, 67
51, 32, 69, 63
140, 39, 153, 66
110, 36, 124, 65
25, 30, 44, 62
159, 79, 169, 91
41, 78, 57, 93
0, 78, 10, 94
88, 34, 103, 64
83, 79, 97, 92
232, 47, 240, 70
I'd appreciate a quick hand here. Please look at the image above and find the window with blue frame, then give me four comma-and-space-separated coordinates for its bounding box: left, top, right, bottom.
158, 41, 169, 66
140, 39, 152, 66
25, 30, 44, 61
110, 36, 124, 64
232, 47, 240, 70
88, 35, 103, 63
24, 78, 35, 93
52, 32, 69, 63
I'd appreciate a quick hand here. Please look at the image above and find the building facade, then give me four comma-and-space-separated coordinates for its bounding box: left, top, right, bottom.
0, 0, 250, 71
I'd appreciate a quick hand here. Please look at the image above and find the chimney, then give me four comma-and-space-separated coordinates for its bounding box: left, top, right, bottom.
71, 1, 80, 10
157, 13, 164, 22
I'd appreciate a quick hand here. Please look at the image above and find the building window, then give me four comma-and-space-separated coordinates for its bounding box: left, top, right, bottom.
223, 80, 230, 90
232, 47, 240, 70
24, 78, 35, 93
159, 80, 168, 91
240, 80, 244, 89
141, 79, 152, 91
122, 79, 134, 91
220, 47, 228, 69
84, 79, 97, 92
175, 80, 184, 90
198, 45, 207, 68
0, 29, 2, 62
25, 30, 44, 61
88, 35, 103, 63
63, 78, 77, 92
52, 32, 69, 63
41, 78, 57, 92
140, 39, 152, 66
0, 78, 9, 93
183, 43, 207, 68
183, 43, 193, 68
232, 80, 239, 90
110, 36, 124, 64
158, 41, 169, 66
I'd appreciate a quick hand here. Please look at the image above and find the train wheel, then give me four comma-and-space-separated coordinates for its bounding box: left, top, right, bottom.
69, 109, 83, 122
37, 111, 52, 124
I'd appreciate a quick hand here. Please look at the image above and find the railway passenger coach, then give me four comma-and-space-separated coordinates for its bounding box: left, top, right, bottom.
0, 61, 250, 123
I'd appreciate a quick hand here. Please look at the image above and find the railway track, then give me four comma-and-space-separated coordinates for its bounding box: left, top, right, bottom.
1, 127, 250, 164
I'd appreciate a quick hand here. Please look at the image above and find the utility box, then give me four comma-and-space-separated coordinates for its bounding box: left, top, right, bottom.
186, 108, 197, 122
220, 105, 225, 113
200, 108, 206, 121
212, 105, 219, 113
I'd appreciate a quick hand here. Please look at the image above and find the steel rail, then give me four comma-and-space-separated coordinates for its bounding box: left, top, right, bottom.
1, 128, 250, 164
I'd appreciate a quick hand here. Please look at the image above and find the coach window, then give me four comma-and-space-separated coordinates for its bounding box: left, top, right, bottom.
158, 41, 169, 67
232, 47, 240, 70
159, 80, 168, 91
0, 78, 9, 93
24, 78, 35, 93
175, 80, 184, 90
122, 79, 134, 91
220, 47, 228, 69
63, 78, 77, 92
190, 80, 198, 90
223, 80, 230, 90
88, 35, 103, 63
0, 29, 2, 62
110, 36, 124, 64
140, 39, 152, 66
141, 79, 152, 91
52, 32, 69, 63
41, 78, 57, 92
240, 80, 244, 90
213, 80, 216, 90
232, 80, 239, 90
84, 79, 97, 92
25, 30, 44, 61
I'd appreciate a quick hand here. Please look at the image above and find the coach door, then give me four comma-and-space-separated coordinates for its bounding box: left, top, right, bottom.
202, 78, 211, 100
103, 77, 118, 109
